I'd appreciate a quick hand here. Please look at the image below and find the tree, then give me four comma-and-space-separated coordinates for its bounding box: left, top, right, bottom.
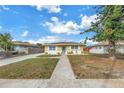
81, 5, 124, 60
0, 32, 13, 52
84, 37, 88, 45
36, 43, 42, 46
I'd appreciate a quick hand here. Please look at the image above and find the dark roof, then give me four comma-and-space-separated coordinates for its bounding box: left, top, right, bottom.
43, 42, 84, 46
13, 41, 38, 47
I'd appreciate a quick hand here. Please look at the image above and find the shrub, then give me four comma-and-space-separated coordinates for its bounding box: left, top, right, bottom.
57, 52, 60, 55
45, 52, 48, 55
67, 51, 73, 54
81, 51, 84, 54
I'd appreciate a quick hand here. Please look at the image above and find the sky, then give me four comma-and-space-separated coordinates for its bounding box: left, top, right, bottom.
0, 5, 98, 46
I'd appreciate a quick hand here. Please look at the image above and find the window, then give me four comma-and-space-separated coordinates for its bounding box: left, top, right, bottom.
71, 46, 78, 50
49, 46, 55, 51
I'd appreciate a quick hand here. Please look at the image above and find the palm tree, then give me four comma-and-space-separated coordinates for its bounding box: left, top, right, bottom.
0, 33, 13, 52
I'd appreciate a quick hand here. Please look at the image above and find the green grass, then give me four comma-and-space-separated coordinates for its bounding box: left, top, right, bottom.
37, 54, 61, 57
0, 58, 59, 79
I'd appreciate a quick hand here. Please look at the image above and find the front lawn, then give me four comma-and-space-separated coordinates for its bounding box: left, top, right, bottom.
0, 58, 59, 79
68, 55, 124, 79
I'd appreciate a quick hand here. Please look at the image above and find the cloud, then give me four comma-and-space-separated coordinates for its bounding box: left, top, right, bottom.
79, 14, 83, 18
80, 14, 98, 30
21, 30, 29, 37
51, 17, 59, 22
0, 6, 10, 11
28, 36, 63, 44
32, 5, 61, 13
12, 39, 17, 41
80, 39, 98, 46
43, 16, 81, 35
43, 15, 98, 35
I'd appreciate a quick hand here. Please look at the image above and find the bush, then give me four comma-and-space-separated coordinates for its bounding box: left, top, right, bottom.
57, 52, 60, 55
81, 51, 84, 54
67, 51, 73, 54
45, 52, 48, 55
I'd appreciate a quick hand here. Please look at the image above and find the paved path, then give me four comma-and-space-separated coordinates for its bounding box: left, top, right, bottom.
50, 54, 75, 80
0, 53, 43, 66
0, 54, 124, 88
47, 54, 77, 87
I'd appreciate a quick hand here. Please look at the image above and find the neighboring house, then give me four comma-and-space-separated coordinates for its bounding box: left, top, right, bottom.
83, 46, 93, 53
0, 45, 5, 59
0, 45, 4, 52
89, 41, 124, 54
13, 41, 43, 54
43, 42, 85, 55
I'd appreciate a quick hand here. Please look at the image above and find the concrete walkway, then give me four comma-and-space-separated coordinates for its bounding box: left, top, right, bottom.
47, 54, 77, 87
0, 53, 43, 66
50, 54, 75, 80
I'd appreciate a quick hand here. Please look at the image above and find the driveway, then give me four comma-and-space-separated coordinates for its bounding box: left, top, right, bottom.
0, 53, 43, 66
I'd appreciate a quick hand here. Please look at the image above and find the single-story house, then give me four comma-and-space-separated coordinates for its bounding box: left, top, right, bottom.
89, 41, 124, 54
43, 42, 85, 55
13, 41, 43, 54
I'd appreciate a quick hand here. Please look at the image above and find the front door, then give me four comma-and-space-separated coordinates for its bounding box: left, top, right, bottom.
62, 46, 66, 54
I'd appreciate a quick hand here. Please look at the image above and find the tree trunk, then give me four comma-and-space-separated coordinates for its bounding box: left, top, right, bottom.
108, 39, 116, 60
107, 39, 116, 78
5, 45, 8, 52
4, 45, 6, 51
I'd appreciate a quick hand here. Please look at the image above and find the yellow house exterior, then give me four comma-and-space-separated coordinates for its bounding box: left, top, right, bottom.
43, 42, 85, 55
